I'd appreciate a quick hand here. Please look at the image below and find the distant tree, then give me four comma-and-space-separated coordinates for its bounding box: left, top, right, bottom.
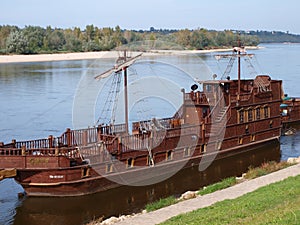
85, 25, 95, 41
0, 25, 19, 53
47, 29, 66, 51
6, 30, 29, 54
22, 26, 45, 53
82, 40, 101, 51
98, 35, 115, 50
175, 29, 191, 48
43, 26, 53, 51
64, 29, 82, 52
112, 25, 127, 47
224, 30, 236, 46
123, 30, 132, 43
73, 27, 81, 39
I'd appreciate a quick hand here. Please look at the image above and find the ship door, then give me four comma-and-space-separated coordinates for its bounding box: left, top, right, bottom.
203, 83, 222, 105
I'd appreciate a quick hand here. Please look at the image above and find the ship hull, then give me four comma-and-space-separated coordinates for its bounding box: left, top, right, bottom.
18, 137, 280, 197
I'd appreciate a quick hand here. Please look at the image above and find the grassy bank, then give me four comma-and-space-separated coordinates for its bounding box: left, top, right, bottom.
161, 175, 300, 225
144, 161, 291, 212
88, 161, 294, 224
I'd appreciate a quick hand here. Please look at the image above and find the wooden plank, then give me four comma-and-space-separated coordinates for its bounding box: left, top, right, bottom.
0, 168, 17, 180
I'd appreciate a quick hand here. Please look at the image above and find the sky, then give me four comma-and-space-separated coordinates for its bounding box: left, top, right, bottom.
1, 0, 300, 34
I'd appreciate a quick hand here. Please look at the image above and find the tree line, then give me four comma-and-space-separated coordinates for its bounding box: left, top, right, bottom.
247, 30, 300, 43
0, 25, 261, 54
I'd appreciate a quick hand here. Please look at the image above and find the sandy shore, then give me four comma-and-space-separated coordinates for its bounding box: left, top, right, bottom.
0, 51, 113, 64
0, 47, 260, 64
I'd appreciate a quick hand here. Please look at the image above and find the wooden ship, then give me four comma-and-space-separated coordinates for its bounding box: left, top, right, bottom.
0, 44, 283, 197
281, 94, 300, 132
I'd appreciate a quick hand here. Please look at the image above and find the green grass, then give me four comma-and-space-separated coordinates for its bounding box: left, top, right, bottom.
145, 177, 237, 212
145, 196, 178, 212
244, 161, 292, 179
198, 177, 237, 196
161, 175, 300, 225
144, 161, 293, 213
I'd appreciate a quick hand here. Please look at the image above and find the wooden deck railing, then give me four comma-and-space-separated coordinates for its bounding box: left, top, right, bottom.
184, 91, 208, 105
0, 119, 203, 157
0, 146, 79, 158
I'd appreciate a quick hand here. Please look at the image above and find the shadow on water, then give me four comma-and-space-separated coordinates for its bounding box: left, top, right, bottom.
11, 139, 281, 225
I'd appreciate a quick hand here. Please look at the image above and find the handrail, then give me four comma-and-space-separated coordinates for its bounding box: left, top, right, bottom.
0, 146, 79, 157
207, 95, 226, 122
206, 106, 231, 138
184, 91, 208, 104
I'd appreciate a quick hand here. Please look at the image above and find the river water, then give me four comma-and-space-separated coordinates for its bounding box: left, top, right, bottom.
0, 43, 300, 225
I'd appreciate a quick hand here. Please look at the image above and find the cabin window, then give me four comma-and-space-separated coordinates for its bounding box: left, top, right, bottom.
264, 106, 269, 118
270, 120, 273, 128
166, 151, 173, 161
202, 107, 208, 118
127, 158, 134, 168
238, 110, 244, 123
81, 167, 90, 177
282, 109, 288, 116
238, 137, 243, 145
256, 108, 261, 120
205, 84, 212, 92
184, 147, 191, 157
201, 144, 207, 153
106, 163, 113, 173
251, 134, 256, 142
248, 109, 253, 122
245, 125, 249, 134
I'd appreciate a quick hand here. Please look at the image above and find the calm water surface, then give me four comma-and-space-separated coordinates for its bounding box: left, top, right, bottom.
0, 43, 300, 225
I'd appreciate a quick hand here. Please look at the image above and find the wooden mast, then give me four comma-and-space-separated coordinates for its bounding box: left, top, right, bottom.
123, 51, 129, 134
95, 51, 142, 133
237, 38, 241, 102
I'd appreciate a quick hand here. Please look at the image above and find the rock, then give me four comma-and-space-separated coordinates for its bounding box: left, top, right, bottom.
101, 216, 120, 225
118, 215, 127, 221
179, 191, 197, 200
100, 213, 138, 225
287, 156, 300, 164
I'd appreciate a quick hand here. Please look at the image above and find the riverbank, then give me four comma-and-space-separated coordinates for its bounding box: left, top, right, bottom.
0, 47, 261, 64
91, 160, 300, 225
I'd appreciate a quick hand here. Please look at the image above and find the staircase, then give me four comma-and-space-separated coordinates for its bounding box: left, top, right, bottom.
208, 106, 229, 137
214, 106, 229, 123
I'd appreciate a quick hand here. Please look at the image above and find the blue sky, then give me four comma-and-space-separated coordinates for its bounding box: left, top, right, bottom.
1, 0, 300, 34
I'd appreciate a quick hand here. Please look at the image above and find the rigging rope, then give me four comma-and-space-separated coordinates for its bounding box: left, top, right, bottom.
95, 72, 122, 125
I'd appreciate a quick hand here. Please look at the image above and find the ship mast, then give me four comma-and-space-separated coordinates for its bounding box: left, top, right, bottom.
237, 38, 241, 102
95, 51, 142, 133
123, 51, 129, 134
215, 35, 253, 105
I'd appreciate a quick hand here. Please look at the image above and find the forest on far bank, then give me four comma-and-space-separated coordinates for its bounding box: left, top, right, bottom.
0, 25, 299, 55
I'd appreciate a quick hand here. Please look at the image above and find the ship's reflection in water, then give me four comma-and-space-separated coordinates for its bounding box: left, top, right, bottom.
12, 140, 281, 225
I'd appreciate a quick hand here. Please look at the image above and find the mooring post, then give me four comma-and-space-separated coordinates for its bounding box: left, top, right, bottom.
66, 128, 71, 147
48, 135, 53, 148
21, 145, 26, 156
12, 139, 16, 148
